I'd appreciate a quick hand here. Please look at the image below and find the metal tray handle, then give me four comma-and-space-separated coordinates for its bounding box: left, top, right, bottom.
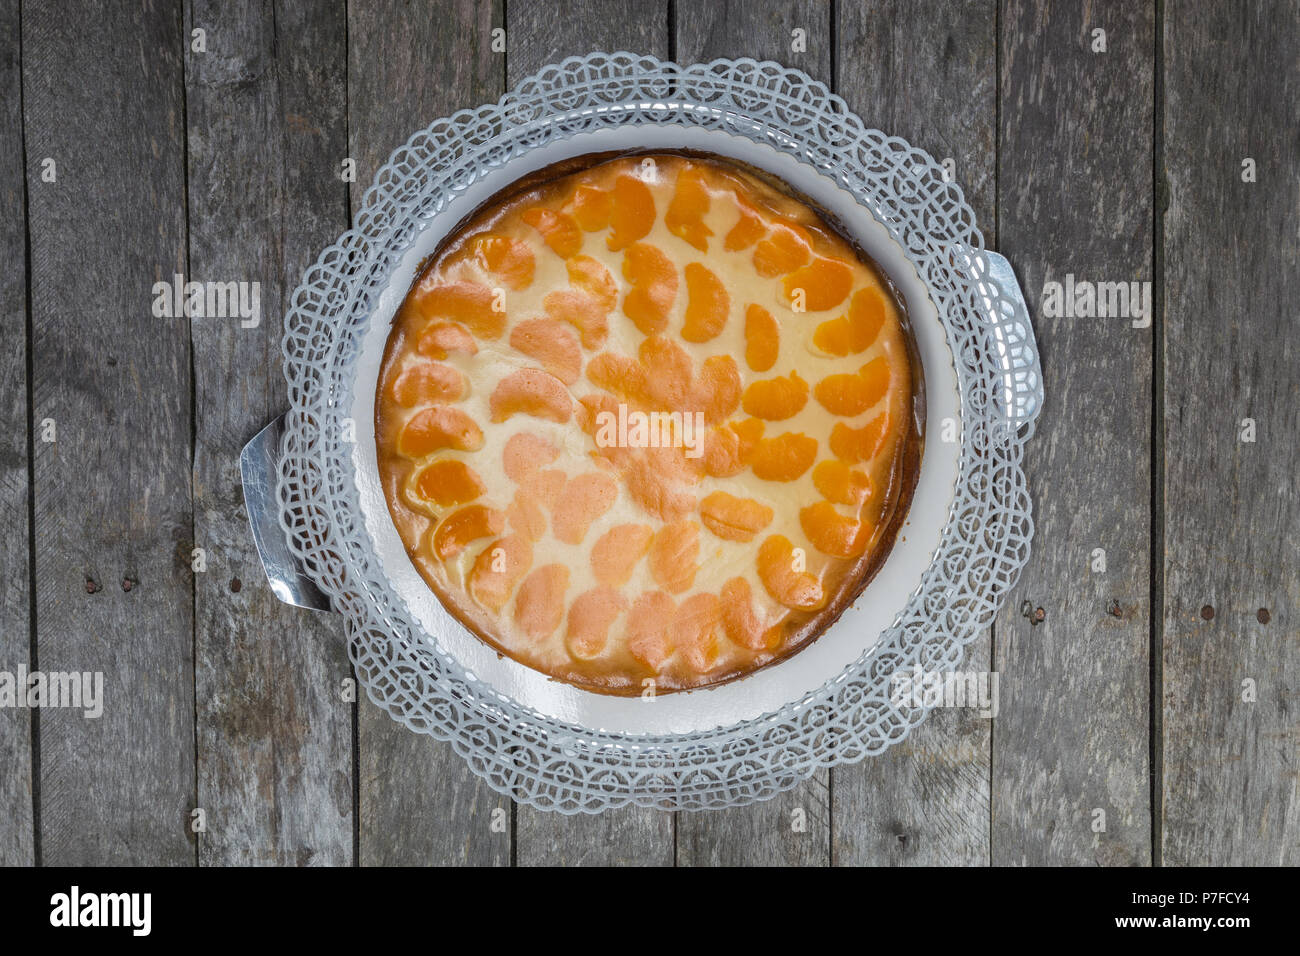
240, 415, 333, 612
977, 251, 1044, 439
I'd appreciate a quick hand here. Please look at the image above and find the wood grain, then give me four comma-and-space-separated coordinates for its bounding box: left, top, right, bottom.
22, 0, 195, 865
0, 0, 34, 867
1161, 0, 1299, 866
674, 0, 827, 71
830, 0, 995, 867
349, 0, 511, 866
1, 0, 1297, 870
506, 0, 675, 867
993, 0, 1154, 865
186, 0, 353, 866
506, 0, 666, 69
672, 0, 831, 867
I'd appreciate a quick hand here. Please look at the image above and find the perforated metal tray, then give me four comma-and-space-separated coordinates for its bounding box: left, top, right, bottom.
242, 53, 1042, 813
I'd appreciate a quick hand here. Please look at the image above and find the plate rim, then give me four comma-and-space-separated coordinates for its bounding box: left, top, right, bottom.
275, 52, 1040, 813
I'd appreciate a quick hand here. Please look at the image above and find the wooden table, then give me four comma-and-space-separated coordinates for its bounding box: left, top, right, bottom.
1, 0, 1295, 867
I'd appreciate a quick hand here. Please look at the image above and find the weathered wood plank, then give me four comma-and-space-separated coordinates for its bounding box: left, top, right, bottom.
22, 0, 195, 864
993, 0, 1154, 865
186, 0, 353, 866
507, 0, 666, 69
830, 0, 995, 867
0, 0, 34, 867
1161, 0, 1299, 866
675, 0, 827, 75
517, 804, 673, 866
349, 0, 511, 866
507, 0, 675, 867
673, 0, 832, 868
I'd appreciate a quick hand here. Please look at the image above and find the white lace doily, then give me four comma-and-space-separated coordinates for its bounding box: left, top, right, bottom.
276, 53, 1041, 812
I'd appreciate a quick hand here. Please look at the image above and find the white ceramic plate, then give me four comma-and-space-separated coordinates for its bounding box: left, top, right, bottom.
348, 124, 960, 736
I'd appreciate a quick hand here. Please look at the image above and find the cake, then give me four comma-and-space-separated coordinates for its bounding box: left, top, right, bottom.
375, 152, 923, 695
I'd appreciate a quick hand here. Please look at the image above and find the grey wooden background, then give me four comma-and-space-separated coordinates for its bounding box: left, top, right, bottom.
1, 0, 1295, 866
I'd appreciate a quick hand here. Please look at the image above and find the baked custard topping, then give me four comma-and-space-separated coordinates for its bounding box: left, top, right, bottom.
376, 152, 922, 694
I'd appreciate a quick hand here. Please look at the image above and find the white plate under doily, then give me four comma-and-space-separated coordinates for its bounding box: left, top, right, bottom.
258, 53, 1042, 813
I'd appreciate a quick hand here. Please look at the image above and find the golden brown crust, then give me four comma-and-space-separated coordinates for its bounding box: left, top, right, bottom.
376, 151, 924, 695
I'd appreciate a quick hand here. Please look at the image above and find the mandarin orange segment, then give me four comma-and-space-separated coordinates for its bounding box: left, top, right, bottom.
681, 262, 729, 343
624, 457, 697, 523
733, 416, 766, 447
570, 184, 611, 231
411, 280, 505, 338
812, 459, 873, 506
647, 444, 705, 488
724, 206, 765, 251
744, 304, 780, 372
829, 412, 891, 464
625, 591, 676, 669
649, 520, 700, 594
852, 286, 889, 336
489, 368, 573, 424
664, 164, 713, 252
757, 534, 826, 610
637, 334, 692, 408
702, 418, 765, 478
468, 534, 533, 613
390, 361, 465, 407
811, 318, 853, 357
471, 235, 535, 290
781, 258, 854, 312
749, 432, 818, 482
702, 428, 745, 479
752, 225, 811, 278
501, 432, 559, 482
513, 564, 570, 640
567, 255, 619, 310
607, 174, 656, 251
509, 317, 582, 385
398, 406, 484, 458
591, 523, 654, 586
669, 592, 722, 672
522, 207, 582, 259
566, 586, 629, 660
415, 320, 478, 359
586, 351, 647, 402
432, 504, 504, 561
414, 459, 486, 507
857, 354, 893, 406
812, 286, 888, 356
694, 355, 742, 424
551, 472, 619, 545
800, 501, 872, 558
720, 577, 781, 651
544, 288, 609, 349
506, 489, 548, 541
699, 491, 774, 542
813, 374, 865, 417
621, 242, 678, 336
741, 370, 809, 421
813, 356, 890, 417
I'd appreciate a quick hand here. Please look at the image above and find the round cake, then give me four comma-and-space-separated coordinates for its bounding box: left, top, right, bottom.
375, 152, 923, 695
